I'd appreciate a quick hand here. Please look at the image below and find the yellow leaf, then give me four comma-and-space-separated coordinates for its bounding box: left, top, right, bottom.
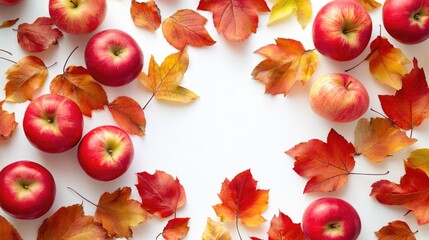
268, 0, 312, 29
202, 218, 231, 240
355, 0, 382, 11
406, 149, 429, 175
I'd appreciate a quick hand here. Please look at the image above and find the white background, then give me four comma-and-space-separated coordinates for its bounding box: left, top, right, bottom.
1, 0, 429, 239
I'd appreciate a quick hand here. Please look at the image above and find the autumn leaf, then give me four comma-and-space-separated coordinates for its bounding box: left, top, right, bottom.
355, 0, 382, 11
0, 215, 23, 240
138, 48, 198, 103
379, 58, 429, 131
162, 9, 216, 50
202, 217, 231, 240
268, 0, 312, 29
197, 0, 270, 41
94, 187, 148, 239
252, 38, 318, 96
0, 101, 18, 140
267, 211, 305, 240
375, 220, 416, 240
371, 162, 429, 225
4, 56, 49, 102
1, 18, 19, 28
130, 0, 161, 31
136, 170, 186, 218
213, 169, 269, 227
50, 65, 108, 117
354, 118, 416, 163
286, 128, 355, 193
108, 96, 146, 136
16, 17, 63, 52
405, 149, 429, 175
162, 218, 190, 240
37, 204, 109, 240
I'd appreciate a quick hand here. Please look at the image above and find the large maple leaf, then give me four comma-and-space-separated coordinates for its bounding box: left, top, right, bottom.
197, 0, 270, 41
371, 162, 429, 225
0, 215, 22, 240
375, 220, 417, 240
16, 17, 63, 52
252, 38, 318, 95
0, 101, 18, 140
268, 0, 312, 29
286, 128, 355, 193
213, 169, 269, 227
267, 211, 305, 240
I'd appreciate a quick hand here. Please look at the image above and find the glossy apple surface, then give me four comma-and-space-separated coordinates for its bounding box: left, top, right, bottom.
23, 94, 83, 153
312, 0, 372, 61
309, 73, 369, 123
84, 29, 144, 87
383, 0, 429, 44
77, 125, 134, 181
0, 161, 56, 219
49, 0, 107, 34
0, 0, 22, 5
302, 197, 361, 240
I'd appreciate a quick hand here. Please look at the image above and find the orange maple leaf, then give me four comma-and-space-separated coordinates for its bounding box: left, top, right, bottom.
0, 215, 22, 240
95, 187, 148, 239
162, 9, 216, 50
375, 220, 417, 240
162, 217, 190, 240
16, 17, 63, 52
252, 38, 318, 95
108, 96, 146, 136
354, 118, 416, 163
0, 101, 18, 140
4, 56, 48, 103
197, 0, 270, 41
130, 0, 161, 32
268, 211, 305, 240
286, 128, 355, 193
213, 169, 269, 227
0, 18, 19, 28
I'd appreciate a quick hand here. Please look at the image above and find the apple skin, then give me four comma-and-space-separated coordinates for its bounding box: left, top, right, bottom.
312, 0, 373, 61
48, 0, 107, 34
23, 94, 84, 153
309, 73, 369, 123
383, 0, 429, 44
302, 197, 361, 240
77, 125, 134, 181
0, 161, 56, 219
84, 29, 144, 87
0, 0, 22, 5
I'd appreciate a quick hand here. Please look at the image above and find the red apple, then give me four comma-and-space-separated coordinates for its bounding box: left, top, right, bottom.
302, 197, 361, 240
0, 161, 56, 219
383, 0, 429, 44
48, 0, 107, 34
309, 73, 369, 123
77, 125, 134, 181
23, 94, 83, 153
312, 0, 373, 61
0, 0, 22, 5
84, 29, 144, 87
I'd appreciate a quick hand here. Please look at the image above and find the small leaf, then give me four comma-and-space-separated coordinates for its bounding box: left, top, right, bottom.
5, 56, 48, 102
1, 18, 19, 28
0, 101, 18, 140
268, 0, 312, 29
268, 211, 305, 240
130, 0, 161, 31
108, 96, 146, 136
375, 220, 416, 240
355, 0, 382, 11
162, 218, 190, 240
202, 217, 231, 240
0, 215, 23, 240
406, 149, 429, 175
16, 17, 63, 52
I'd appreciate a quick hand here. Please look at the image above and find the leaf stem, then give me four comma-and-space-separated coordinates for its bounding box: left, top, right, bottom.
349, 171, 389, 176
0, 49, 12, 56
0, 56, 16, 64
370, 108, 389, 119
236, 216, 243, 240
143, 92, 155, 110
67, 186, 98, 208
155, 232, 162, 240
63, 46, 79, 73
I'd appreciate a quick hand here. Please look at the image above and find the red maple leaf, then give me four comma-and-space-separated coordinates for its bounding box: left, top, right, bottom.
268, 211, 305, 240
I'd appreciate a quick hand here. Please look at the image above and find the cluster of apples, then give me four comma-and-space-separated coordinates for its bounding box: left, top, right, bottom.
0, 0, 145, 220
309, 0, 429, 123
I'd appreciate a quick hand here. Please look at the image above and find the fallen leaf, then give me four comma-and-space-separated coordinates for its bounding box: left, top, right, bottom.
375, 220, 416, 240
162, 9, 216, 50
355, 0, 382, 11
0, 215, 23, 240
197, 0, 270, 41
130, 0, 161, 31
286, 128, 355, 193
213, 169, 269, 227
16, 17, 63, 52
95, 187, 148, 239
268, 0, 312, 29
0, 101, 18, 140
252, 38, 318, 95
136, 170, 186, 218
1, 18, 19, 28
108, 96, 146, 136
4, 55, 48, 102
50, 65, 108, 117
268, 211, 305, 240
354, 118, 416, 163
162, 218, 190, 240
202, 217, 231, 240
405, 148, 429, 175
138, 48, 198, 103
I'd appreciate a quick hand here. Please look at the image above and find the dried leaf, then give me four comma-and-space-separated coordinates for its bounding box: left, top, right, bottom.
5, 56, 48, 102
354, 118, 416, 163
202, 217, 231, 240
213, 169, 269, 227
286, 128, 355, 193
268, 211, 305, 240
0, 215, 23, 240
268, 0, 312, 29
138, 48, 198, 103
136, 170, 186, 218
375, 220, 416, 240
355, 0, 382, 11
406, 149, 429, 175
162, 9, 216, 50
1, 18, 19, 28
197, 0, 270, 41
108, 96, 146, 136
0, 101, 18, 140
252, 38, 318, 95
16, 17, 63, 52
162, 218, 190, 240
50, 65, 108, 117
130, 0, 161, 31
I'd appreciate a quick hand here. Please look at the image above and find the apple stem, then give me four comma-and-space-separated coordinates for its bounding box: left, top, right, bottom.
349, 170, 389, 176
63, 46, 79, 73
0, 48, 12, 56
67, 186, 98, 208
0, 56, 17, 64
